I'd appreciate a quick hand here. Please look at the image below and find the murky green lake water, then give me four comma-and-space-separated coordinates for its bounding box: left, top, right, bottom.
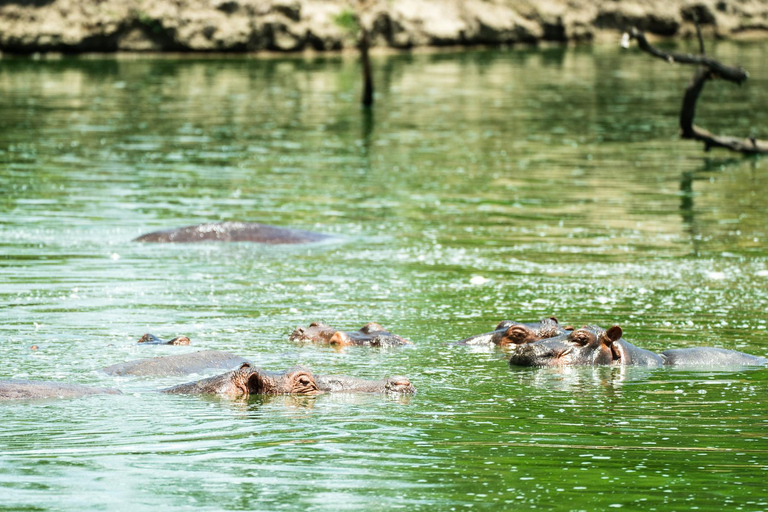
1, 42, 768, 511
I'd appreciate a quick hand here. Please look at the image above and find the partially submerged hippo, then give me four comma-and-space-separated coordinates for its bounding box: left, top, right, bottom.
101, 350, 249, 376
137, 333, 191, 346
509, 325, 767, 367
162, 362, 416, 396
0, 380, 122, 400
457, 317, 568, 347
134, 222, 331, 244
290, 322, 412, 347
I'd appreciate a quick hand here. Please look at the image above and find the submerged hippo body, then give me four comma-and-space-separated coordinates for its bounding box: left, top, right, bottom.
101, 350, 249, 377
134, 222, 331, 244
162, 363, 415, 396
509, 325, 767, 367
137, 333, 191, 346
0, 380, 122, 400
457, 317, 568, 347
290, 322, 411, 347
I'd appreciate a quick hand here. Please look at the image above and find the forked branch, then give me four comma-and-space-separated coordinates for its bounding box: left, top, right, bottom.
622, 28, 768, 154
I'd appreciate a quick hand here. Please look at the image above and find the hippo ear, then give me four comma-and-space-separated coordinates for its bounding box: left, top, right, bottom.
604, 325, 623, 343
549, 316, 558, 324
361, 322, 385, 334
238, 362, 252, 370
329, 331, 351, 345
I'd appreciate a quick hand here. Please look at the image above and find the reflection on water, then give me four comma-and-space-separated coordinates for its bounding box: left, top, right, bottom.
1, 43, 768, 510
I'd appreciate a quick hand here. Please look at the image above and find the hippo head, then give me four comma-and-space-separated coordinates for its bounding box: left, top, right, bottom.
383, 376, 417, 394
208, 363, 321, 396
137, 333, 191, 346
459, 317, 568, 347
290, 322, 411, 347
508, 325, 624, 367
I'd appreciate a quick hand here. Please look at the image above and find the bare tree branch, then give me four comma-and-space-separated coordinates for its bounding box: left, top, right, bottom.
624, 27, 767, 155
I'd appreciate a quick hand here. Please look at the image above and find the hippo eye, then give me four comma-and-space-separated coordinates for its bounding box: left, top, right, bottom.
505, 325, 532, 344
292, 373, 318, 394
570, 331, 592, 346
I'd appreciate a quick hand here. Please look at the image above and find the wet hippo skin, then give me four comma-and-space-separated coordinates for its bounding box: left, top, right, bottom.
509, 325, 767, 367
0, 380, 122, 400
290, 322, 412, 347
137, 333, 191, 346
162, 363, 416, 396
134, 222, 331, 244
457, 317, 568, 347
101, 350, 249, 376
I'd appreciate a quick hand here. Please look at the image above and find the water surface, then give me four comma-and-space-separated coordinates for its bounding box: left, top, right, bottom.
1, 43, 768, 510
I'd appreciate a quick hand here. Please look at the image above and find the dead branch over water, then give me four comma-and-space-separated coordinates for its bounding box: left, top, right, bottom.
623, 27, 768, 155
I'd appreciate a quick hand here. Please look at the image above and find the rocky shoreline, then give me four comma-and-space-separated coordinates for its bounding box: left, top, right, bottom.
1, 0, 767, 54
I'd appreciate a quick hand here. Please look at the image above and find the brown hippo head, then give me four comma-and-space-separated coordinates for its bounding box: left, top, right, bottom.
290, 322, 411, 347
508, 325, 624, 367
457, 317, 569, 347
163, 363, 321, 396
137, 333, 191, 346
163, 364, 416, 396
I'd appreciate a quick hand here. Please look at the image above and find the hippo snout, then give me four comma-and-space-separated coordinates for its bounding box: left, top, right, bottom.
385, 376, 416, 394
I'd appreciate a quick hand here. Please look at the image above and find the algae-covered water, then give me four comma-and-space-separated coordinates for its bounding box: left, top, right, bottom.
1, 43, 767, 511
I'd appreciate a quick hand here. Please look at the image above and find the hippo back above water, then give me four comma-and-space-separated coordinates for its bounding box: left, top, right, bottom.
508, 325, 767, 368
101, 350, 249, 377
0, 380, 122, 400
134, 222, 332, 244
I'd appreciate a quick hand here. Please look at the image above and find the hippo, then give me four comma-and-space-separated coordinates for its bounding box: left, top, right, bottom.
137, 333, 191, 346
101, 350, 249, 376
508, 325, 767, 367
162, 362, 416, 396
134, 222, 331, 244
290, 322, 412, 347
457, 317, 568, 347
0, 380, 122, 400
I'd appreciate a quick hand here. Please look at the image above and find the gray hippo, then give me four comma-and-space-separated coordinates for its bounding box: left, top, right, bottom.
137, 333, 191, 346
0, 380, 122, 400
134, 222, 331, 244
101, 350, 249, 376
509, 325, 767, 367
457, 317, 568, 347
290, 322, 412, 347
162, 363, 416, 396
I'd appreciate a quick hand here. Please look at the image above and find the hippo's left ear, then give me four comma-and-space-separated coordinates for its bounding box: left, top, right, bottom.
602, 325, 623, 361
549, 316, 558, 324
604, 325, 622, 343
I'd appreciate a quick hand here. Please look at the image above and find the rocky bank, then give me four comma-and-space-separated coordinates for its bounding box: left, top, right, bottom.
1, 0, 767, 53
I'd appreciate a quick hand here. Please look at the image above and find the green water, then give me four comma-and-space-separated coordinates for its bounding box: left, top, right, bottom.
1, 43, 767, 511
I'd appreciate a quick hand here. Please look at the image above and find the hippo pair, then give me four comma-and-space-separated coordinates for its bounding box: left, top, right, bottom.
458, 318, 767, 367
1, 351, 415, 401
138, 322, 411, 349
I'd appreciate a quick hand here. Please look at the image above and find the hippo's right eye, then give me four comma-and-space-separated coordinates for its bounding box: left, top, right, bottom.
570, 331, 592, 346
